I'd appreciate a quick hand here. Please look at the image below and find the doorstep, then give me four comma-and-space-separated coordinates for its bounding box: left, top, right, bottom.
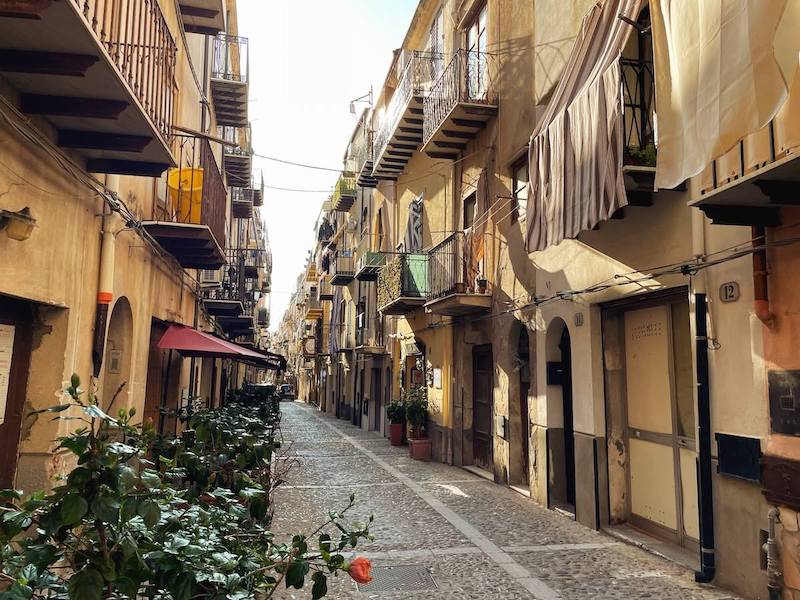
604, 523, 698, 572
462, 465, 494, 482
508, 484, 531, 498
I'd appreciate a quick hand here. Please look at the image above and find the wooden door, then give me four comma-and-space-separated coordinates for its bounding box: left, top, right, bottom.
624, 302, 698, 547
371, 367, 382, 431
472, 345, 494, 470
0, 297, 33, 490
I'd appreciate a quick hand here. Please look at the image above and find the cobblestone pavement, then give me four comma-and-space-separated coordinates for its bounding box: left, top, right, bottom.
271, 402, 740, 600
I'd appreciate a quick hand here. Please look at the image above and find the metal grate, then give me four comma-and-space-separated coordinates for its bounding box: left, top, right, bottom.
357, 565, 438, 593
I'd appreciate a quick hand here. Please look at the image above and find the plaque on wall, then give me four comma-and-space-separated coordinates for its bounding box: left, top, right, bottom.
768, 370, 800, 435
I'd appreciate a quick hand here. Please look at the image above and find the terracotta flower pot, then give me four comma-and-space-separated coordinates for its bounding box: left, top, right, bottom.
389, 422, 404, 446
408, 438, 431, 461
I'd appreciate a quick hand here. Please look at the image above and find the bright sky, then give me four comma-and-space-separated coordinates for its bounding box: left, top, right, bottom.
237, 0, 418, 331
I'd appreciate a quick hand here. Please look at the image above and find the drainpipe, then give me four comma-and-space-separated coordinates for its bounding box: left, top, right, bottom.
694, 292, 716, 583
766, 507, 782, 600
92, 176, 119, 377
752, 225, 776, 329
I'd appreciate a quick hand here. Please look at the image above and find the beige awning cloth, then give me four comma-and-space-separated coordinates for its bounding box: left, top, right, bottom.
651, 1, 800, 190
525, 0, 642, 253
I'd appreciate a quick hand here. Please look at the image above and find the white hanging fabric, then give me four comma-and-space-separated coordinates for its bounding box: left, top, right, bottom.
650, 0, 800, 190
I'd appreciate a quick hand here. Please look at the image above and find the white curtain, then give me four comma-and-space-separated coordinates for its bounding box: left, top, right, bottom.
651, 0, 800, 189
525, 0, 642, 253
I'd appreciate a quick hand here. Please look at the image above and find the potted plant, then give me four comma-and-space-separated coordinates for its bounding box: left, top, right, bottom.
386, 398, 406, 446
404, 385, 431, 460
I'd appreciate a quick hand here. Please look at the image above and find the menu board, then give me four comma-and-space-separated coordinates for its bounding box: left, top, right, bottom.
0, 325, 15, 425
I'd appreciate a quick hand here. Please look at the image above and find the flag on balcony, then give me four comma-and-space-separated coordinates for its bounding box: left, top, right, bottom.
650, 0, 800, 189
402, 196, 424, 252
525, 0, 642, 253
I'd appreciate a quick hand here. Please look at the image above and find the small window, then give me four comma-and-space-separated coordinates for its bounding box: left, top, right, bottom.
464, 192, 476, 230
512, 158, 529, 222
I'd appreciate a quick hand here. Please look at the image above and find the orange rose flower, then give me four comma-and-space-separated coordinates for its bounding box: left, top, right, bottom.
346, 557, 373, 584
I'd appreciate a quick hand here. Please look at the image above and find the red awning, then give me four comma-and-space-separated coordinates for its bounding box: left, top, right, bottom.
157, 324, 285, 370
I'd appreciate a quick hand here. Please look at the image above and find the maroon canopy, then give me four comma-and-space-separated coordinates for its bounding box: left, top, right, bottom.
157, 324, 285, 370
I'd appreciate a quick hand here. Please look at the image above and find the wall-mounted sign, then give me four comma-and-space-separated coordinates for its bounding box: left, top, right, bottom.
433, 368, 442, 389
0, 324, 16, 425
719, 281, 740, 303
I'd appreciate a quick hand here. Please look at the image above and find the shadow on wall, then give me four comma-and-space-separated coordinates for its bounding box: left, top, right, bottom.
103, 296, 133, 413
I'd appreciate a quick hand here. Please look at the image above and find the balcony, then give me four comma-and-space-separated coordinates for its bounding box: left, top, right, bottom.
331, 175, 357, 212
422, 50, 498, 159
231, 186, 254, 219
372, 51, 440, 180
221, 125, 252, 188
178, 0, 225, 35
319, 275, 334, 300
335, 323, 355, 353
351, 115, 377, 188
425, 232, 491, 316
377, 253, 428, 315
330, 251, 354, 285
304, 295, 323, 321
689, 98, 800, 226
355, 234, 386, 281
355, 316, 385, 354
211, 34, 248, 128
0, 0, 177, 175
142, 135, 226, 269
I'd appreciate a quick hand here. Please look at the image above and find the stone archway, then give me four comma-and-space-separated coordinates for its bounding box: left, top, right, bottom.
508, 321, 532, 486
103, 297, 133, 413
545, 317, 576, 514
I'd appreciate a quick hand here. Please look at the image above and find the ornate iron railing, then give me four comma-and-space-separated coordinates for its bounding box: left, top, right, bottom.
70, 0, 176, 142
355, 234, 386, 273
373, 51, 440, 163
212, 33, 249, 84
351, 113, 373, 173
427, 231, 489, 300
158, 135, 226, 248
620, 57, 656, 164
423, 50, 498, 145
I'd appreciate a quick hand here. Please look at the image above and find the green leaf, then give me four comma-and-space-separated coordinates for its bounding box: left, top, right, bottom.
114, 577, 138, 599
83, 404, 117, 424
91, 494, 120, 524
58, 435, 90, 457
311, 572, 328, 600
67, 567, 103, 600
137, 500, 161, 528
170, 572, 194, 600
60, 494, 88, 526
285, 560, 308, 589
140, 470, 161, 489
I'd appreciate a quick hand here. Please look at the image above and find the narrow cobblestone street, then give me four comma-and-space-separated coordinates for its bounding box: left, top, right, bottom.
271, 402, 740, 599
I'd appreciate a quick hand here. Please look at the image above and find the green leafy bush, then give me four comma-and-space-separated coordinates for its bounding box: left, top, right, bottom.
0, 375, 373, 599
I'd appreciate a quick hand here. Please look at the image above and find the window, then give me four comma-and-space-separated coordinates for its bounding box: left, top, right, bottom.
466, 4, 488, 100
463, 192, 477, 230
512, 158, 529, 222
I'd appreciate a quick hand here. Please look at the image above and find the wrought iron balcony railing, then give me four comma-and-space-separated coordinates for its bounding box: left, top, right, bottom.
427, 231, 489, 300
373, 51, 441, 167
423, 50, 499, 146
331, 175, 357, 211
212, 33, 249, 84
70, 0, 177, 142
620, 57, 656, 166
156, 135, 227, 248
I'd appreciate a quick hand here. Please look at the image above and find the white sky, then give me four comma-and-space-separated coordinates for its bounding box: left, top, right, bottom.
237, 0, 419, 331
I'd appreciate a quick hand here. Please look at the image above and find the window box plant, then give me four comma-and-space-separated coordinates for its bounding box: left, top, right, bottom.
386, 398, 406, 446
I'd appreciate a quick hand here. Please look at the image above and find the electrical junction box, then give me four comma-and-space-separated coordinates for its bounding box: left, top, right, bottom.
495, 415, 508, 440
768, 370, 800, 435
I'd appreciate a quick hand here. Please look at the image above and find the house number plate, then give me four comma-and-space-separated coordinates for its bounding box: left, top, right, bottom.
719, 281, 740, 303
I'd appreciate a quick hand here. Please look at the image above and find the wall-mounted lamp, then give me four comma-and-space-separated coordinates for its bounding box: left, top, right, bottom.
0, 206, 36, 241
349, 86, 373, 114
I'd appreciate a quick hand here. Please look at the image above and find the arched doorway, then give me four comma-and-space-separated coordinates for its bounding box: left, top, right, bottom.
510, 325, 531, 486
546, 318, 575, 515
103, 297, 133, 413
